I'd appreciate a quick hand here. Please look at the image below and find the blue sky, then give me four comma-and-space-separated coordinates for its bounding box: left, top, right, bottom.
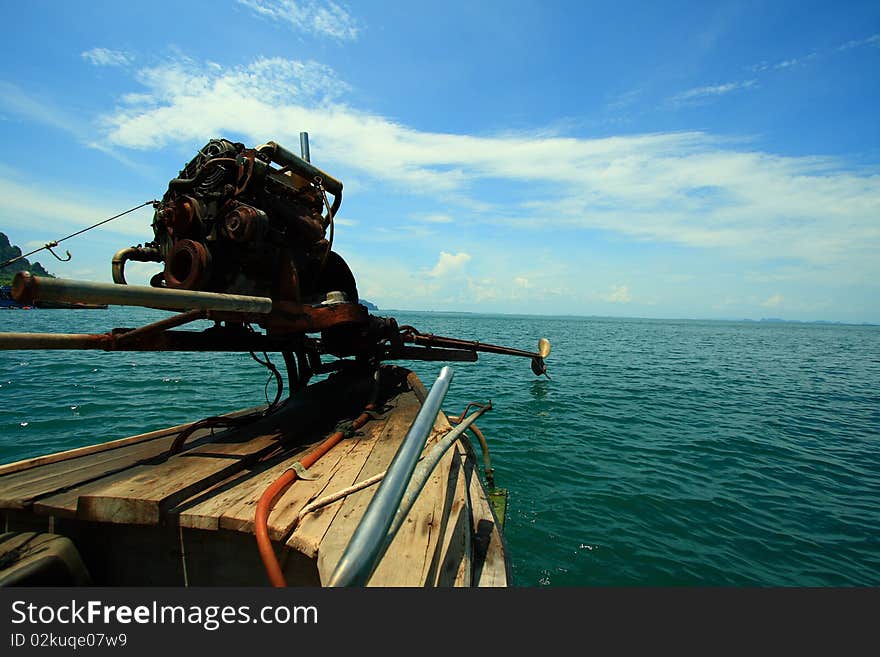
1, 1, 878, 322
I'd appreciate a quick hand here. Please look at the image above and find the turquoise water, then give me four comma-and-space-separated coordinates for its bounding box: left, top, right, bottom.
1, 308, 879, 586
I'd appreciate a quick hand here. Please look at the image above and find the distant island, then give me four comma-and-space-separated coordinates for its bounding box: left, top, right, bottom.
0, 231, 55, 285
0, 233, 105, 309
743, 317, 877, 326
360, 299, 378, 310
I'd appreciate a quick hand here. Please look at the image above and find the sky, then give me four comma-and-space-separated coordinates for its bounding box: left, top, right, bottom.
0, 1, 878, 322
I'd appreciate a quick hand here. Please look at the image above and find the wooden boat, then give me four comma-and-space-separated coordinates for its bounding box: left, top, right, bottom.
0, 134, 549, 587
0, 364, 508, 586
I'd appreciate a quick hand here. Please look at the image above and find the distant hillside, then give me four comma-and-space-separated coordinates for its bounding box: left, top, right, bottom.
360, 299, 378, 310
0, 232, 54, 285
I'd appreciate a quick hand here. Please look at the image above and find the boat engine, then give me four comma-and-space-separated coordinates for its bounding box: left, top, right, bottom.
4, 133, 551, 379
112, 138, 357, 305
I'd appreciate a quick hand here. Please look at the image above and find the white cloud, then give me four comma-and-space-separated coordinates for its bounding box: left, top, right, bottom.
429, 251, 471, 277
238, 0, 360, 41
81, 47, 132, 67
88, 55, 880, 282
100, 57, 347, 149
601, 284, 632, 303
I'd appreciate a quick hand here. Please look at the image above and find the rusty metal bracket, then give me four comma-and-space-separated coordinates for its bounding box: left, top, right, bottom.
289, 461, 319, 481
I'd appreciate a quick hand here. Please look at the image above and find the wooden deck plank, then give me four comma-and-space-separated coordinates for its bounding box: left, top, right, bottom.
172, 446, 309, 532
367, 450, 447, 586
172, 373, 383, 534
0, 407, 266, 478
419, 445, 473, 587
364, 405, 456, 587
263, 419, 388, 541
0, 426, 227, 510
284, 416, 391, 557
75, 432, 282, 525
32, 466, 154, 518
314, 391, 440, 584
306, 386, 495, 587
466, 453, 509, 587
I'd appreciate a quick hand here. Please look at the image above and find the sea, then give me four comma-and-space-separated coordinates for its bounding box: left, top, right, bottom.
1, 307, 878, 586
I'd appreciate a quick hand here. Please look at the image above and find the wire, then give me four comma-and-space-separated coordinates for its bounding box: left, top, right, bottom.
167, 347, 285, 455
0, 199, 159, 269
250, 351, 283, 408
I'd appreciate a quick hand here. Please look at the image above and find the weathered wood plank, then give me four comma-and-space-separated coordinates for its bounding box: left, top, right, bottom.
466, 451, 509, 587
311, 392, 422, 579
172, 447, 310, 532
0, 406, 265, 477
419, 444, 473, 587
364, 406, 460, 586
264, 418, 388, 541
0, 425, 227, 510
284, 416, 390, 557
367, 450, 447, 586
75, 433, 282, 525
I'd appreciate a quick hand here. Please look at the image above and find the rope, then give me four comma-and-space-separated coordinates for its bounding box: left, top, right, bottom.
0, 199, 158, 269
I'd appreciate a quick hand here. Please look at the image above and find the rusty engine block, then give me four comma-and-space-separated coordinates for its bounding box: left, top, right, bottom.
112, 138, 357, 306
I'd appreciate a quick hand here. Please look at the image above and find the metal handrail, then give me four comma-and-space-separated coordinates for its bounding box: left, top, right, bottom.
328, 366, 454, 587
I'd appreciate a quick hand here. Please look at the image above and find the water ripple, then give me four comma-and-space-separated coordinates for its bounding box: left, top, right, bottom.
1, 309, 879, 585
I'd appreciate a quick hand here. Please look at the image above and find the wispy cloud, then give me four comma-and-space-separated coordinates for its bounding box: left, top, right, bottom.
0, 177, 155, 238
837, 33, 880, 51
669, 79, 756, 105
87, 55, 880, 283
762, 293, 784, 308
751, 33, 879, 73
238, 0, 360, 41
100, 57, 347, 149
81, 47, 133, 67
751, 53, 820, 73
606, 87, 645, 112
0, 81, 87, 137
601, 284, 633, 303
416, 213, 454, 224
0, 80, 156, 175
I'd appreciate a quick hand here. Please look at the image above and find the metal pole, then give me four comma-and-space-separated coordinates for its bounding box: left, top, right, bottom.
0, 333, 109, 350
328, 366, 454, 587
257, 141, 342, 197
299, 132, 311, 163
12, 272, 273, 314
382, 403, 491, 553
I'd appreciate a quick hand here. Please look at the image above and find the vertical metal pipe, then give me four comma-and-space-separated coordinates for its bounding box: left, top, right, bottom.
328, 366, 454, 587
299, 132, 310, 163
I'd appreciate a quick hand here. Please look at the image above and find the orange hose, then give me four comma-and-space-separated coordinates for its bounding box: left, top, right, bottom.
255, 406, 375, 587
